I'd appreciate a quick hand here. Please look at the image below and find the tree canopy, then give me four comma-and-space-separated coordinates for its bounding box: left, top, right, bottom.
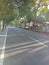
0, 0, 49, 26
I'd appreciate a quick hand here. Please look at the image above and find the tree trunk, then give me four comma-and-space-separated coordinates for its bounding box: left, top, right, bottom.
32, 10, 37, 31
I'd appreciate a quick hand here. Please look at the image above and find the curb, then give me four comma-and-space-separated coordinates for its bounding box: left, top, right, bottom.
19, 27, 49, 34
37, 31, 49, 34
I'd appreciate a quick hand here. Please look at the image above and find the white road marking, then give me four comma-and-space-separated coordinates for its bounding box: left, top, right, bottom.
30, 37, 48, 47
0, 28, 8, 65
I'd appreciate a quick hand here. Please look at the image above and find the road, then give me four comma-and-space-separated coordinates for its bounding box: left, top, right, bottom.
0, 30, 7, 65
0, 27, 49, 65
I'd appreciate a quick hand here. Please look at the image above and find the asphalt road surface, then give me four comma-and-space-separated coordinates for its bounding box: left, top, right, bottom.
0, 27, 49, 65
0, 30, 7, 65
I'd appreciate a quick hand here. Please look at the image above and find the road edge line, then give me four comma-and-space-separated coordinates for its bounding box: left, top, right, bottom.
0, 28, 8, 65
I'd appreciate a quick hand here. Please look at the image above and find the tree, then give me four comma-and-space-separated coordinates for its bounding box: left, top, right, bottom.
0, 0, 49, 30
0, 0, 17, 30
17, 0, 49, 29
46, 11, 49, 21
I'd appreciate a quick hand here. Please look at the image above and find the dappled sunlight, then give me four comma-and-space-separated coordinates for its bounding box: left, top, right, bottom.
0, 40, 49, 59
27, 46, 45, 54
4, 48, 30, 59
0, 54, 5, 59
3, 40, 49, 50
0, 35, 6, 37
0, 39, 48, 51
5, 42, 43, 53
42, 40, 49, 44
2, 46, 5, 50
3, 45, 45, 59
0, 45, 6, 50
4, 41, 40, 49
0, 46, 6, 60
4, 46, 45, 59
48, 5, 49, 9
0, 0, 49, 65
0, 48, 5, 59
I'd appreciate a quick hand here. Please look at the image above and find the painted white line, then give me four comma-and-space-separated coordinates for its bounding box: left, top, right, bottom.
30, 37, 48, 47
0, 28, 8, 65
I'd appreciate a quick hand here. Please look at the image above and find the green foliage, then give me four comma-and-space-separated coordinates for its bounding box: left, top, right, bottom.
46, 11, 49, 21
0, 0, 49, 26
